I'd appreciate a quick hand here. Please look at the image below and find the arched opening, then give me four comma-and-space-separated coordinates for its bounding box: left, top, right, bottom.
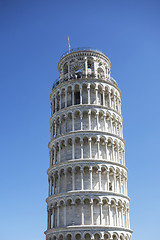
75, 166, 81, 190
67, 86, 72, 107
66, 167, 72, 191
83, 166, 90, 190
66, 199, 72, 226
92, 166, 99, 190
83, 137, 89, 158
74, 85, 80, 105
84, 199, 91, 224
82, 84, 88, 104
102, 199, 108, 225
82, 111, 89, 130
63, 62, 68, 74
75, 137, 81, 159
67, 113, 72, 132
74, 111, 81, 131
75, 199, 81, 225
93, 199, 100, 225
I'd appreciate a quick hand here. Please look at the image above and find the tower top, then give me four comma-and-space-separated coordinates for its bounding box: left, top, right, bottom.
53, 47, 117, 90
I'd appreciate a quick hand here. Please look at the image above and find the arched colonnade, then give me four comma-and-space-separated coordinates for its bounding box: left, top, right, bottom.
49, 136, 125, 166
51, 83, 121, 115
48, 165, 127, 196
51, 110, 123, 139
47, 231, 131, 240
47, 197, 130, 230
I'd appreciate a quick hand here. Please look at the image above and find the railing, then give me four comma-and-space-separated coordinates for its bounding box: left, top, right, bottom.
60, 47, 106, 59
52, 75, 118, 90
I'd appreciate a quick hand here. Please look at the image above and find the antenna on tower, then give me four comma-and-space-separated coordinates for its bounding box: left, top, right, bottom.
68, 36, 71, 53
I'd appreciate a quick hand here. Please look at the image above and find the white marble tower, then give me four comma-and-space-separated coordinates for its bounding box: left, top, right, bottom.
45, 48, 132, 240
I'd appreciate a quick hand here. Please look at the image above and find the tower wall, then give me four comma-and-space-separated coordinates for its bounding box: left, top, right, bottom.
45, 49, 132, 240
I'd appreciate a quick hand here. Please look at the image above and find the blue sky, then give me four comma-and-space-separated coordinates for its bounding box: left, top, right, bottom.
0, 0, 160, 239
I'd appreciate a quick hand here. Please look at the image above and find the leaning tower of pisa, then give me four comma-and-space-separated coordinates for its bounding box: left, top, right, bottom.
45, 48, 133, 240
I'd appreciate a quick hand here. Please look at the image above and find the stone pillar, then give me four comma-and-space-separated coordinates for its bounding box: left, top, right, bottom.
65, 89, 67, 108
64, 170, 67, 192
57, 205, 60, 227
72, 89, 74, 105
102, 90, 105, 106
114, 170, 116, 192
108, 91, 111, 108
96, 113, 99, 130
72, 203, 75, 225
98, 168, 101, 190
72, 113, 74, 132
89, 166, 92, 190
89, 139, 92, 158
64, 205, 66, 226
119, 173, 122, 194
88, 112, 91, 130
72, 140, 75, 159
112, 143, 114, 161
105, 141, 108, 160
85, 57, 87, 77
95, 88, 98, 104
100, 202, 103, 225
55, 95, 57, 112
81, 168, 84, 190
59, 92, 61, 110
107, 170, 109, 191
88, 85, 90, 104
72, 168, 75, 191
108, 204, 111, 225
80, 87, 82, 104
97, 140, 100, 159
91, 201, 93, 225
52, 208, 54, 228
121, 208, 124, 227
81, 140, 83, 159
81, 203, 84, 225
80, 113, 83, 130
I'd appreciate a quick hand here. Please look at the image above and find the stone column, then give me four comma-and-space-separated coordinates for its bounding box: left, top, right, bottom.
52, 208, 54, 228
91, 201, 93, 225
114, 170, 116, 192
108, 91, 111, 108
112, 143, 114, 161
95, 88, 98, 104
72, 113, 74, 132
119, 173, 122, 194
88, 85, 90, 104
55, 95, 57, 112
59, 92, 61, 110
89, 166, 92, 190
81, 168, 84, 190
108, 204, 110, 225
88, 112, 91, 130
64, 205, 66, 226
72, 203, 75, 225
72, 168, 75, 191
49, 177, 52, 196
97, 140, 100, 159
57, 172, 60, 193
72, 89, 74, 106
81, 140, 83, 159
64, 170, 67, 192
80, 87, 82, 105
81, 203, 84, 225
121, 208, 124, 227
105, 141, 108, 160
57, 205, 60, 227
72, 140, 75, 159
80, 113, 83, 130
107, 170, 109, 191
54, 146, 56, 164
65, 88, 67, 108
115, 205, 118, 226
98, 167, 101, 190
102, 90, 105, 106
100, 202, 103, 225
96, 113, 99, 130
85, 57, 87, 77
89, 138, 92, 158
58, 143, 61, 163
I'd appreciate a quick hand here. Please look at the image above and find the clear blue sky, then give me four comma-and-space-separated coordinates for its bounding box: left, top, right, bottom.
0, 1, 160, 239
